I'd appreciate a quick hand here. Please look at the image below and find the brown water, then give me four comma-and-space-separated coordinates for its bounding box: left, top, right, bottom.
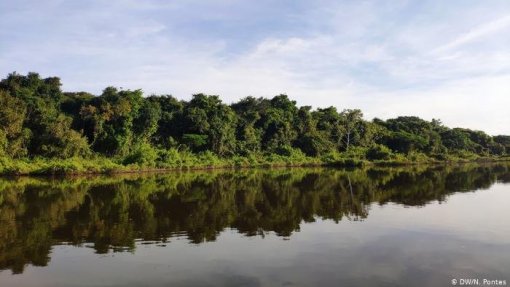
0, 164, 509, 286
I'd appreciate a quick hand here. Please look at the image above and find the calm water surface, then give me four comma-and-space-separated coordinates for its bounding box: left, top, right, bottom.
0, 164, 509, 286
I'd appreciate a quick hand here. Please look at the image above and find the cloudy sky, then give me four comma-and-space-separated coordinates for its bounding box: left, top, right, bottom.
1, 0, 509, 134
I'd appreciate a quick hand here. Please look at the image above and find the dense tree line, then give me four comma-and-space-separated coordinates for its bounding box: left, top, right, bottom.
1, 164, 509, 273
0, 72, 508, 165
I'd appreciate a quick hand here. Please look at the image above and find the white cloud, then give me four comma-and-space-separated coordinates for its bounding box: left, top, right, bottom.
432, 14, 510, 54
1, 0, 509, 134
360, 75, 510, 135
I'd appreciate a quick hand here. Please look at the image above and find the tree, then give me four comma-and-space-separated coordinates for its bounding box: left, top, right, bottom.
147, 95, 184, 148
79, 87, 144, 156
313, 107, 343, 151
231, 97, 263, 154
441, 128, 473, 152
385, 131, 428, 154
39, 115, 91, 158
294, 106, 334, 156
133, 99, 161, 143
381, 116, 443, 154
257, 95, 298, 151
0, 72, 508, 164
366, 144, 393, 160
339, 109, 364, 151
0, 90, 29, 157
494, 135, 510, 154
182, 94, 237, 156
0, 73, 90, 158
181, 134, 208, 152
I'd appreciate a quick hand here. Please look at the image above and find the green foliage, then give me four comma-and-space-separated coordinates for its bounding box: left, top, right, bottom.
494, 135, 510, 149
39, 115, 91, 158
133, 99, 162, 142
231, 97, 263, 154
147, 95, 184, 148
494, 135, 510, 155
441, 128, 473, 151
338, 109, 364, 150
181, 134, 208, 151
123, 143, 159, 167
0, 156, 123, 175
366, 144, 393, 160
274, 145, 306, 158
0, 71, 508, 173
342, 146, 368, 159
382, 116, 443, 154
71, 87, 143, 157
1, 163, 508, 273
0, 73, 90, 158
294, 133, 335, 156
0, 90, 28, 157
259, 95, 298, 151
183, 94, 237, 155
385, 131, 428, 154
0, 130, 7, 157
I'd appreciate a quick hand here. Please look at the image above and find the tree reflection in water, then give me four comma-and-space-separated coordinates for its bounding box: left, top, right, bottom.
0, 163, 509, 274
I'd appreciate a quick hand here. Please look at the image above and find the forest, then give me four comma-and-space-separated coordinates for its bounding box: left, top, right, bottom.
0, 72, 509, 174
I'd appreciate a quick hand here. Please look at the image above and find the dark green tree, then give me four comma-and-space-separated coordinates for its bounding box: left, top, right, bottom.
182, 94, 237, 155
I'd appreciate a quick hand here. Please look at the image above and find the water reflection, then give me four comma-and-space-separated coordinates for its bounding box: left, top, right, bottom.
0, 163, 509, 274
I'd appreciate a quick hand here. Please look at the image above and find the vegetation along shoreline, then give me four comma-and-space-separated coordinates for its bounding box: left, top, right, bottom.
1, 72, 509, 175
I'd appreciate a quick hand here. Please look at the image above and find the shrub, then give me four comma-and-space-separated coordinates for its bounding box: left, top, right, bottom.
320, 151, 342, 164
0, 130, 7, 157
366, 145, 393, 160
123, 143, 159, 167
342, 146, 368, 159
181, 134, 208, 152
198, 151, 222, 166
431, 152, 449, 161
406, 151, 430, 162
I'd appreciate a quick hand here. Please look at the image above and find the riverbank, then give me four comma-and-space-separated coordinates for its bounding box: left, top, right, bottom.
1, 152, 509, 176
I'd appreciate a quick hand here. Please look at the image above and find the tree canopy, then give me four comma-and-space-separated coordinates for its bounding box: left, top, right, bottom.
0, 72, 508, 164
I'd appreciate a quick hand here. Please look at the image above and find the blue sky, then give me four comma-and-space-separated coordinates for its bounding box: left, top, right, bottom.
1, 0, 510, 134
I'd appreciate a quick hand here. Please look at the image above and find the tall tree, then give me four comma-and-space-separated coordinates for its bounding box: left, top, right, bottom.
78, 87, 144, 156
0, 90, 29, 157
183, 94, 237, 155
147, 95, 184, 148
339, 109, 364, 151
258, 95, 298, 151
231, 97, 264, 154
0, 73, 90, 158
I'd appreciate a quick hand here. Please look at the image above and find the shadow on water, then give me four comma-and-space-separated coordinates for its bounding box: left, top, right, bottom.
0, 163, 509, 274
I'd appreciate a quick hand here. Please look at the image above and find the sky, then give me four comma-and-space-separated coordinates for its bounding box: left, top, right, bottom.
1, 0, 510, 135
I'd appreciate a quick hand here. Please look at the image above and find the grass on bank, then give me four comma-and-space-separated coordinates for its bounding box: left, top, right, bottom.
0, 145, 508, 175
